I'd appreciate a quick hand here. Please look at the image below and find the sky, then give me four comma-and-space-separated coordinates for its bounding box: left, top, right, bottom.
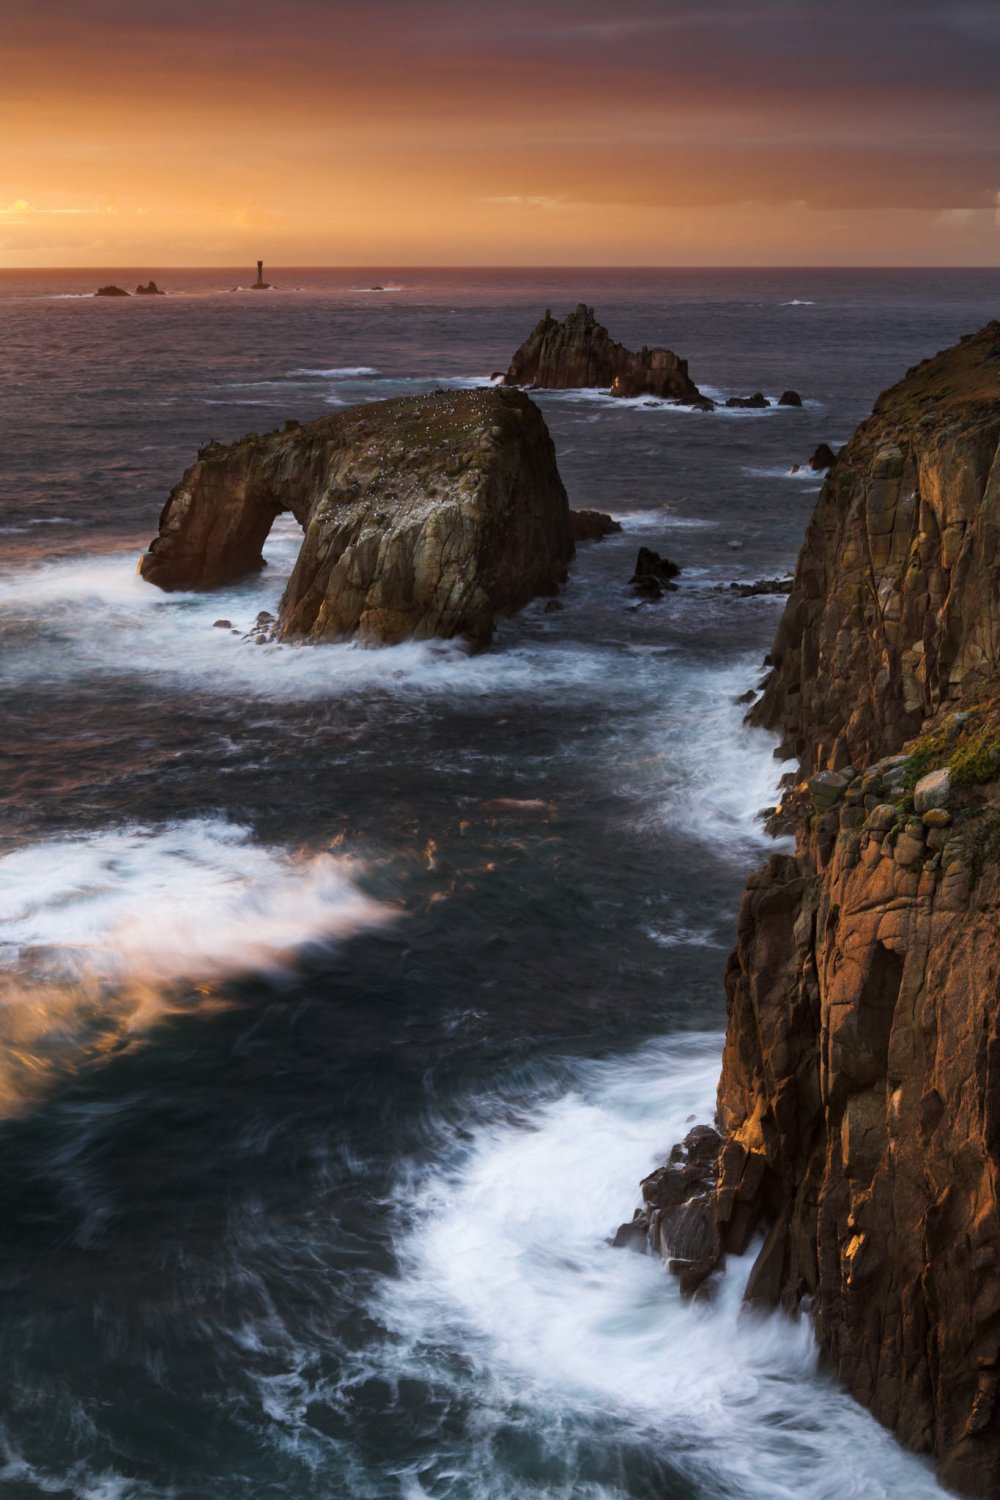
2, 0, 999, 267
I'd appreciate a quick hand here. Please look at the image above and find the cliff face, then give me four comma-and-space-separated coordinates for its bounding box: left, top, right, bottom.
501, 304, 709, 406
139, 388, 574, 648
716, 321, 1000, 1496
753, 323, 1000, 768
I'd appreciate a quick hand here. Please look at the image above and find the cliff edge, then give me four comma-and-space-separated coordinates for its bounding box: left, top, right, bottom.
139, 387, 574, 648
718, 321, 1000, 1495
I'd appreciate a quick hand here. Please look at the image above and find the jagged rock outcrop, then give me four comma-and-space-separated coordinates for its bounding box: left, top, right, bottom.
569, 508, 622, 541
134, 281, 164, 295
139, 388, 574, 648
709, 322, 1000, 1496
501, 304, 711, 406
754, 323, 1000, 769
95, 285, 129, 297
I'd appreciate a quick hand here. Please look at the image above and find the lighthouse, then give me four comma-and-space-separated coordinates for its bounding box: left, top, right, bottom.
252, 259, 271, 290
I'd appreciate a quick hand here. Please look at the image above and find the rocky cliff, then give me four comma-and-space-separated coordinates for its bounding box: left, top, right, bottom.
627, 320, 1000, 1496
501, 304, 710, 405
139, 387, 574, 648
721, 321, 1000, 1495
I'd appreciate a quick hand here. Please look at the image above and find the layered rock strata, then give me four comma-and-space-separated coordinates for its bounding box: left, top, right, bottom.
139, 388, 574, 648
631, 320, 1000, 1495
501, 304, 711, 406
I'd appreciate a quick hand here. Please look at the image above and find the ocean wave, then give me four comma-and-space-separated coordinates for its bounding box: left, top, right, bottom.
612, 508, 718, 532
0, 817, 396, 1116
371, 1033, 949, 1500
287, 366, 381, 378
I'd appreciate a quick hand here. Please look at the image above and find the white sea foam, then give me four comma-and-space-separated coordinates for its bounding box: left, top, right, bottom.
612, 508, 718, 532
287, 366, 381, 378
742, 464, 825, 484
376, 1034, 950, 1499
0, 544, 624, 704
0, 818, 396, 1115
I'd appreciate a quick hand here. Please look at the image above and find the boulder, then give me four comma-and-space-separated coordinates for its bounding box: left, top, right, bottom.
139, 388, 575, 649
95, 285, 129, 297
501, 304, 710, 406
778, 390, 803, 407
134, 281, 165, 295
913, 766, 952, 813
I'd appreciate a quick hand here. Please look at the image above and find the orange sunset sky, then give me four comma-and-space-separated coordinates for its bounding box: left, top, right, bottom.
3, 0, 999, 267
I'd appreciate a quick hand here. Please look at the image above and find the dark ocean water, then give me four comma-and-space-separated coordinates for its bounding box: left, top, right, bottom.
2, 266, 995, 1499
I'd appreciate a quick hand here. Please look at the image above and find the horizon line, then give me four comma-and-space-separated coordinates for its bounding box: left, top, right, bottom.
2, 262, 1000, 273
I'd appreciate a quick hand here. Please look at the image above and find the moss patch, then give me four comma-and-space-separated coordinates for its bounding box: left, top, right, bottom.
898, 696, 1000, 795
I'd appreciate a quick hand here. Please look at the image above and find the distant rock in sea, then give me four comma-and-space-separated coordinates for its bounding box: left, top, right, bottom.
134, 281, 165, 296
501, 304, 713, 407
724, 392, 770, 409
138, 387, 575, 649
95, 285, 129, 297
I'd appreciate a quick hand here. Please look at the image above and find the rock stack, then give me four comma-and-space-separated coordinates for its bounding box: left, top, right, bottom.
138, 387, 575, 649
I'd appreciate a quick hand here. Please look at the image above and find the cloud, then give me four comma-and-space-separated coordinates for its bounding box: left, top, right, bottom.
0, 199, 94, 217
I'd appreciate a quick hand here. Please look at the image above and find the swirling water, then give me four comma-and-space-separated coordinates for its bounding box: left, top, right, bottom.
2, 266, 996, 1499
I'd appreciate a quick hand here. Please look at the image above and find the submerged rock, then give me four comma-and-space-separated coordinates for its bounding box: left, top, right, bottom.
501, 304, 710, 406
726, 578, 793, 598
139, 388, 575, 649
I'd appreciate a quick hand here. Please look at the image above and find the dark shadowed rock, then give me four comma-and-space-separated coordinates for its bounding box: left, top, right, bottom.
778, 390, 803, 407
640, 1125, 724, 1295
726, 577, 793, 598
630, 546, 680, 584
569, 508, 622, 541
95, 285, 129, 297
501, 304, 710, 406
807, 442, 838, 470
139, 387, 574, 649
724, 392, 770, 409
134, 281, 165, 295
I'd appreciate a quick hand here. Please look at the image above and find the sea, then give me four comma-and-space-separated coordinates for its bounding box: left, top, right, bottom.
1, 265, 996, 1500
